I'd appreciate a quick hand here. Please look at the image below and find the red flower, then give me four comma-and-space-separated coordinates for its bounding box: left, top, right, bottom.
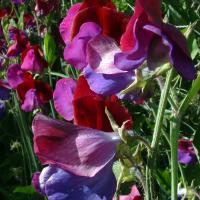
17, 73, 52, 112
60, 0, 130, 44
35, 0, 60, 16
21, 45, 48, 73
53, 76, 133, 132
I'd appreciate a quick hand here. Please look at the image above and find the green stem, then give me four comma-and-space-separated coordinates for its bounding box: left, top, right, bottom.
170, 117, 180, 200
146, 69, 174, 200
14, 93, 38, 173
151, 69, 174, 150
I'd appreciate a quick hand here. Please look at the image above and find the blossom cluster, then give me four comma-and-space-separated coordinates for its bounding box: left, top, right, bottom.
0, 0, 198, 199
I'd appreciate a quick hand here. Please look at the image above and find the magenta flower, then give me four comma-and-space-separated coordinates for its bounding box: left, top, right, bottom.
21, 45, 48, 73
114, 0, 196, 80
178, 139, 197, 165
119, 185, 141, 200
32, 114, 120, 177
11, 0, 25, 4
32, 164, 116, 200
7, 64, 52, 112
53, 76, 133, 131
7, 27, 29, 58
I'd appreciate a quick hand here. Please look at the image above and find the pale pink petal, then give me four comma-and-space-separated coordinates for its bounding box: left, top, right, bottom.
87, 35, 126, 74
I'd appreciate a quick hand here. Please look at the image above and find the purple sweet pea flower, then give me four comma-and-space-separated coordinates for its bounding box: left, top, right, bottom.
21, 45, 48, 73
7, 64, 24, 89
115, 0, 196, 80
178, 139, 197, 165
32, 114, 120, 177
32, 164, 116, 200
7, 27, 29, 58
64, 22, 101, 70
0, 80, 11, 119
62, 21, 135, 98
11, 0, 25, 4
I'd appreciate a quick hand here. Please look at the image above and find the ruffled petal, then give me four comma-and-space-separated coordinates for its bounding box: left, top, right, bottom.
21, 89, 40, 112
83, 66, 134, 96
87, 35, 124, 74
53, 78, 76, 121
7, 64, 24, 89
34, 164, 116, 200
64, 22, 101, 70
115, 14, 153, 71
73, 76, 133, 131
144, 24, 196, 80
32, 114, 119, 177
59, 3, 82, 44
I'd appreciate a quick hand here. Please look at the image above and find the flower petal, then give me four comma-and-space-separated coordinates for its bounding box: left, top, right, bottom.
87, 35, 125, 74
144, 24, 196, 80
73, 76, 133, 131
115, 14, 153, 71
64, 22, 101, 70
59, 3, 82, 44
7, 64, 24, 89
32, 114, 119, 177
83, 66, 134, 96
53, 78, 76, 121
21, 89, 39, 112
34, 164, 116, 200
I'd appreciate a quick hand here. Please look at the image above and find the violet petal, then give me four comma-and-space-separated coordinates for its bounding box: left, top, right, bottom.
64, 22, 101, 70
83, 66, 134, 96
7, 64, 24, 89
53, 78, 76, 121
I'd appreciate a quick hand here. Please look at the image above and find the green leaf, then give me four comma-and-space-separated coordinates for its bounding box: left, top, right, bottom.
44, 33, 57, 67
13, 185, 36, 194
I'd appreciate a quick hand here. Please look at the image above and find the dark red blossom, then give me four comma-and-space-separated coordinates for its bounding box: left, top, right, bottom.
73, 76, 133, 132
60, 0, 130, 44
35, 0, 60, 16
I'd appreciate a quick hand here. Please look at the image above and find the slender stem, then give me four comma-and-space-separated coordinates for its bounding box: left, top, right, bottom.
146, 69, 174, 200
14, 93, 38, 172
48, 68, 56, 118
151, 69, 174, 150
170, 117, 180, 200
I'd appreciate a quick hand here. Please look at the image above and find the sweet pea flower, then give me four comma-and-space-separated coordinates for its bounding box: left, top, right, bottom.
24, 14, 36, 29
114, 0, 196, 80
32, 164, 116, 200
32, 113, 120, 177
60, 0, 129, 45
119, 185, 141, 200
35, 0, 60, 16
7, 27, 29, 58
21, 45, 48, 73
7, 64, 52, 112
0, 80, 10, 119
11, 0, 25, 4
178, 139, 197, 165
53, 76, 133, 131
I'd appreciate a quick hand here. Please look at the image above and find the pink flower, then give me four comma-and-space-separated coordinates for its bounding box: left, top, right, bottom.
32, 114, 120, 177
21, 45, 48, 73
